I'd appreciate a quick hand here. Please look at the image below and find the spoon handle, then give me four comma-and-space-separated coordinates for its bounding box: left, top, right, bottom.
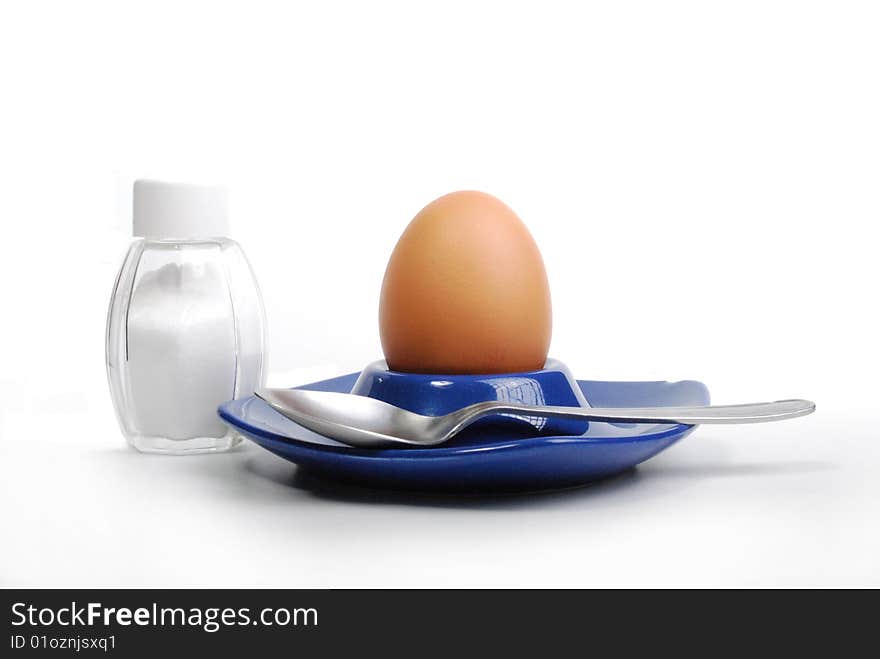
468, 399, 815, 426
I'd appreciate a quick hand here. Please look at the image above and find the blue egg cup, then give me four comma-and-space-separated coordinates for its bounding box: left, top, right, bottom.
350, 359, 591, 439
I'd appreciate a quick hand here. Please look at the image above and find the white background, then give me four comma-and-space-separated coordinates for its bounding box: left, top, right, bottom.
0, 1, 877, 587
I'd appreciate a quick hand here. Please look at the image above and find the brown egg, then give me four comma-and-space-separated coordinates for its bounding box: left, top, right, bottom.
379, 190, 552, 374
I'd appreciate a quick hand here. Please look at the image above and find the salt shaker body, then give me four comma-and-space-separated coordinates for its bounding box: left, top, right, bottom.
106, 181, 265, 454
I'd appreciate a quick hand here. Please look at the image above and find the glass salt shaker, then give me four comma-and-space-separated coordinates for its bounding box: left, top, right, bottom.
106, 180, 265, 454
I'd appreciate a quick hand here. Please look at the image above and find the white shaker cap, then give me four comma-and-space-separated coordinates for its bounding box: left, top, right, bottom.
133, 179, 229, 239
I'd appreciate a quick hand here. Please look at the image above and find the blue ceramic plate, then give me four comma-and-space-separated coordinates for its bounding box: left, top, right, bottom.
218, 372, 710, 492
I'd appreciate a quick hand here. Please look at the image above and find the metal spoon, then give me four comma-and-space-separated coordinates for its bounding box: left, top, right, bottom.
255, 388, 815, 449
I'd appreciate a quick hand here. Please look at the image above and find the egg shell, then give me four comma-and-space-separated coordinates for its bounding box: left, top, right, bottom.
379, 190, 552, 374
